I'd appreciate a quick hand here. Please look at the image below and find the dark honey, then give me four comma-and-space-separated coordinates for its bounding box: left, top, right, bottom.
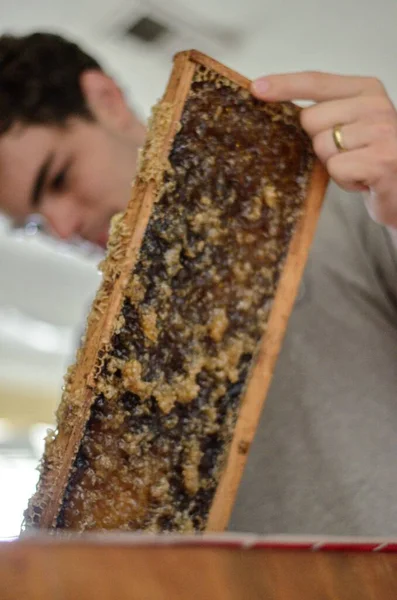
29, 66, 314, 532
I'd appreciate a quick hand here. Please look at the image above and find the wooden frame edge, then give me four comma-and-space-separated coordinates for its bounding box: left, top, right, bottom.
175, 50, 251, 90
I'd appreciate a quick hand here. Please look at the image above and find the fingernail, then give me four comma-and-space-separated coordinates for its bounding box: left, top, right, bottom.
252, 78, 270, 96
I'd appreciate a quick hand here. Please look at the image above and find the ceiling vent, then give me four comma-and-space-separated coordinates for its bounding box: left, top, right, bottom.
126, 15, 171, 44
108, 0, 244, 60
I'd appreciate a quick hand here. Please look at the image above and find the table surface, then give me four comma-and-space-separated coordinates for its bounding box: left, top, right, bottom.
1, 538, 397, 600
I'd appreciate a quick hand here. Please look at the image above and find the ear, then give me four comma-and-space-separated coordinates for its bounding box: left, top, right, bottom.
80, 70, 131, 129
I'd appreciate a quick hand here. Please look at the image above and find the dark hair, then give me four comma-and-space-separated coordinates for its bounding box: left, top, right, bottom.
0, 32, 103, 135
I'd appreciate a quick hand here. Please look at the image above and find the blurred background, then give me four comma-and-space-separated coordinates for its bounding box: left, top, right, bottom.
1, 0, 397, 539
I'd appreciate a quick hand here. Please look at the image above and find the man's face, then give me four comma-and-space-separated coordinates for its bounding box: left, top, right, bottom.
0, 71, 145, 247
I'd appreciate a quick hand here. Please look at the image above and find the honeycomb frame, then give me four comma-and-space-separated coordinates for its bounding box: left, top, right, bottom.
25, 50, 328, 533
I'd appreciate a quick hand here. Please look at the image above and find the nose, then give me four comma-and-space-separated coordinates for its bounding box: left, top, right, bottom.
40, 196, 83, 241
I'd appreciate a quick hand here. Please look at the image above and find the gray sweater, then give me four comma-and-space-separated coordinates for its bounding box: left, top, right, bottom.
229, 183, 397, 536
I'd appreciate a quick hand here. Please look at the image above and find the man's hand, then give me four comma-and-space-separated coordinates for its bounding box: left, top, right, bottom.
252, 72, 397, 228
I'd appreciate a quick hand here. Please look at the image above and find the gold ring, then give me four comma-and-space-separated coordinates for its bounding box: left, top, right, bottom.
332, 124, 347, 152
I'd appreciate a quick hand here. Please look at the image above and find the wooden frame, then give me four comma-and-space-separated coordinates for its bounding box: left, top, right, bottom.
26, 50, 328, 531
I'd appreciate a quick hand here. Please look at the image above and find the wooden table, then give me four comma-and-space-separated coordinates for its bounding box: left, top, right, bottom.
1, 536, 396, 599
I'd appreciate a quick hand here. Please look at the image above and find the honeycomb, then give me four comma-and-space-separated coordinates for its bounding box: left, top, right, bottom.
26, 64, 314, 533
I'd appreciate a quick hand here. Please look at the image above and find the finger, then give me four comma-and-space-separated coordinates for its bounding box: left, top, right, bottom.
313, 121, 395, 163
326, 148, 382, 190
251, 71, 384, 103
300, 95, 393, 136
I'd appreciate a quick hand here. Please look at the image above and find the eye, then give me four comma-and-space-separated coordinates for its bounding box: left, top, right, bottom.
51, 164, 69, 192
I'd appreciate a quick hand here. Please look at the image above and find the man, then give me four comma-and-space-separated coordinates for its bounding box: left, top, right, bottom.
0, 32, 145, 245
1, 32, 397, 536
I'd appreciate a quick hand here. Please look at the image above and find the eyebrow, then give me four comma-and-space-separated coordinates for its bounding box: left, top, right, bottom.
31, 152, 55, 208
